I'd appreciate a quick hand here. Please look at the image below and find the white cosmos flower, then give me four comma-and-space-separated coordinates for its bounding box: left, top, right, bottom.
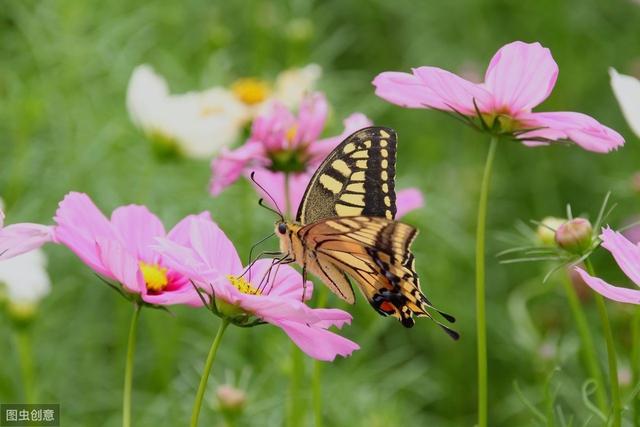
610, 67, 640, 138
126, 65, 246, 159
0, 198, 51, 307
0, 249, 51, 306
126, 64, 322, 159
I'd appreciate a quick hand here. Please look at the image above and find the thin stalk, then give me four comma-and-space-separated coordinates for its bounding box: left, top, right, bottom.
190, 319, 230, 427
586, 259, 620, 427
14, 329, 35, 403
632, 308, 640, 424
284, 172, 291, 218
287, 345, 306, 427
475, 136, 498, 427
312, 287, 328, 427
561, 274, 607, 412
122, 303, 141, 427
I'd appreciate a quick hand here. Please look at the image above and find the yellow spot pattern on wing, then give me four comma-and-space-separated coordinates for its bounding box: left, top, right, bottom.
343, 143, 356, 154
319, 174, 343, 194
336, 204, 363, 216
380, 130, 390, 138
352, 151, 368, 159
331, 159, 351, 177
347, 183, 365, 193
352, 171, 365, 181
356, 159, 368, 169
341, 193, 365, 206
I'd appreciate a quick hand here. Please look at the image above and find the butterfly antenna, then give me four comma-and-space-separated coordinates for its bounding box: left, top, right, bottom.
250, 171, 284, 220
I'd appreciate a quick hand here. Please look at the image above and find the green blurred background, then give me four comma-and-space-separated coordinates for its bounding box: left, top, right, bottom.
2, 0, 640, 425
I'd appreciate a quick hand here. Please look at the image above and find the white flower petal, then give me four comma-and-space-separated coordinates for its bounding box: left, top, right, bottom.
610, 67, 640, 139
0, 249, 50, 304
126, 65, 247, 158
126, 64, 170, 132
273, 64, 322, 108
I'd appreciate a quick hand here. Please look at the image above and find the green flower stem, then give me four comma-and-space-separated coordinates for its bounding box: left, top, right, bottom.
284, 172, 291, 217
287, 345, 306, 427
475, 136, 497, 427
14, 329, 35, 403
632, 308, 640, 424
191, 319, 230, 427
312, 287, 328, 427
122, 303, 141, 427
561, 274, 607, 412
585, 259, 620, 427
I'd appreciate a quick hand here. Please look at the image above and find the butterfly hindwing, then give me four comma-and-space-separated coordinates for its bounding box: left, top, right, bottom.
298, 216, 457, 337
296, 127, 397, 224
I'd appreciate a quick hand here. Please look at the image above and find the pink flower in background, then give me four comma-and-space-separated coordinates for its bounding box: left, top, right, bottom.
373, 41, 624, 153
0, 208, 55, 261
156, 215, 359, 361
575, 227, 640, 304
210, 92, 424, 217
54, 192, 207, 306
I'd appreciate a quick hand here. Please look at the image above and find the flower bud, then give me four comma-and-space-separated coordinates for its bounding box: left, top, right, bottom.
216, 384, 246, 415
536, 217, 566, 246
555, 218, 593, 255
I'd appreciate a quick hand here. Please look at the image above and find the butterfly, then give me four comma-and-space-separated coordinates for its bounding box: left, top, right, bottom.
260, 126, 457, 338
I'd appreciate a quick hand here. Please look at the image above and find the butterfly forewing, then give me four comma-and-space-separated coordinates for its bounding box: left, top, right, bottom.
296, 127, 397, 224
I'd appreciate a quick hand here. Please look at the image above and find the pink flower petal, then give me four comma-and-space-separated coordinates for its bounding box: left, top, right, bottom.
142, 286, 203, 306
167, 211, 212, 246
0, 223, 54, 260
518, 111, 624, 153
111, 205, 166, 262
294, 92, 328, 146
575, 267, 640, 304
158, 215, 242, 281
251, 102, 297, 151
599, 227, 640, 286
95, 238, 143, 293
54, 192, 117, 277
275, 319, 359, 361
484, 41, 558, 113
412, 66, 493, 114
396, 188, 425, 218
373, 71, 446, 109
308, 307, 354, 329
210, 141, 268, 196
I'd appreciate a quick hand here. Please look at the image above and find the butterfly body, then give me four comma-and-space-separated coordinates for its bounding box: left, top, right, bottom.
273, 127, 457, 337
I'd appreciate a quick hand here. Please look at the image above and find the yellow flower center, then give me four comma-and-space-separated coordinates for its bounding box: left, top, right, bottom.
140, 262, 169, 292
231, 78, 270, 105
285, 125, 298, 143
226, 275, 261, 295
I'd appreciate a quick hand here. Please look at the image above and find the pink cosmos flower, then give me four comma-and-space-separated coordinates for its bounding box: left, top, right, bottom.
53, 192, 207, 306
373, 41, 624, 153
0, 209, 55, 261
575, 227, 640, 304
155, 214, 359, 361
210, 92, 424, 217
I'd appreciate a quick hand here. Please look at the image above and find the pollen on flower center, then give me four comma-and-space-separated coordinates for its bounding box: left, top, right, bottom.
226, 275, 262, 295
139, 262, 169, 292
231, 78, 270, 105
